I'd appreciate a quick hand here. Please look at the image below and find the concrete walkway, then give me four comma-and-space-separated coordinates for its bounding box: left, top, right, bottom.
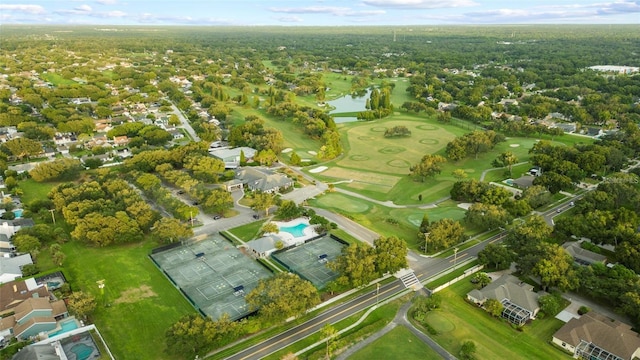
335, 301, 456, 360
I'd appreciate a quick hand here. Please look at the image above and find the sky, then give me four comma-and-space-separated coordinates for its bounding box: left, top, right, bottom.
0, 0, 639, 26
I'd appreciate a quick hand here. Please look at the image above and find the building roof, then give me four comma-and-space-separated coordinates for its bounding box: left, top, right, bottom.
0, 278, 49, 314
235, 167, 293, 193
246, 235, 281, 254
0, 253, 32, 282
14, 297, 54, 322
562, 242, 607, 265
553, 311, 640, 360
513, 175, 535, 189
11, 343, 61, 360
467, 275, 539, 314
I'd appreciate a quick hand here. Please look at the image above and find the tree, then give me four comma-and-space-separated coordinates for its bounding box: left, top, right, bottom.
538, 293, 565, 316
275, 200, 302, 220
459, 341, 477, 360
533, 171, 574, 194
484, 298, 503, 317
252, 191, 276, 216
67, 291, 96, 320
29, 158, 83, 182
493, 151, 518, 178
477, 243, 514, 270
1, 137, 42, 160
320, 323, 337, 359
373, 236, 408, 275
329, 243, 378, 288
165, 314, 239, 359
452, 169, 467, 180
427, 219, 465, 250
261, 222, 279, 235
418, 214, 430, 234
471, 272, 491, 288
533, 243, 579, 291
246, 273, 320, 322
151, 217, 193, 243
410, 154, 446, 182
290, 152, 302, 166
12, 233, 41, 254
465, 203, 511, 231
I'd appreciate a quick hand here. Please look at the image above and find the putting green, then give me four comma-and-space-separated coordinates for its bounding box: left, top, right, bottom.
314, 193, 370, 213
350, 155, 370, 161
426, 311, 455, 333
387, 159, 411, 168
371, 126, 388, 132
379, 146, 406, 155
419, 138, 440, 145
416, 124, 439, 131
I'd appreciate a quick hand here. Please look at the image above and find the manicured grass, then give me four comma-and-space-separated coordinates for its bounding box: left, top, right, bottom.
17, 178, 60, 205
348, 325, 442, 360
62, 241, 194, 360
41, 72, 77, 86
420, 281, 570, 360
308, 192, 466, 250
226, 219, 267, 242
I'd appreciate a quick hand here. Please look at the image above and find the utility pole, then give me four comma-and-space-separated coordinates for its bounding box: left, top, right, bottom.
424, 232, 430, 254
454, 248, 459, 269
49, 209, 56, 224
376, 283, 380, 308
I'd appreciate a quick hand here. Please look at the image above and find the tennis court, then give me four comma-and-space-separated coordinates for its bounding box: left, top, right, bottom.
150, 235, 273, 321
271, 236, 346, 288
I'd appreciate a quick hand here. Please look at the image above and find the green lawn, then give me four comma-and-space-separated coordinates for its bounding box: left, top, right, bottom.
419, 281, 570, 360
308, 192, 466, 250
226, 219, 267, 242
62, 241, 194, 360
348, 325, 442, 360
41, 72, 77, 86
18, 179, 60, 205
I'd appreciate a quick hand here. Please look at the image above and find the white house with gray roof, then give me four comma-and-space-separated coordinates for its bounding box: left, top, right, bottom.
467, 274, 540, 325
209, 147, 256, 169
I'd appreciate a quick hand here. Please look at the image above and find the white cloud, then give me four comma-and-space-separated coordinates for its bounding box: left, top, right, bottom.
0, 4, 46, 14
74, 4, 93, 12
105, 10, 126, 17
269, 6, 385, 17
362, 0, 478, 9
96, 0, 118, 4
274, 15, 304, 23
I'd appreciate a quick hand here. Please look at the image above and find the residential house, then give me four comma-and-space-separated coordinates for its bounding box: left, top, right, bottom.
209, 147, 257, 169
556, 123, 577, 133
8, 297, 68, 340
512, 175, 535, 189
0, 278, 49, 316
0, 254, 32, 284
232, 167, 293, 194
585, 127, 604, 138
562, 242, 607, 266
467, 275, 540, 326
168, 129, 184, 140
552, 311, 640, 360
112, 135, 129, 146
0, 218, 34, 239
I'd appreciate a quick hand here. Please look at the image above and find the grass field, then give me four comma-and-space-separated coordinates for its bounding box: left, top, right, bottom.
418, 281, 570, 360
307, 192, 465, 249
41, 72, 77, 86
348, 325, 442, 360
18, 178, 60, 205
62, 241, 194, 360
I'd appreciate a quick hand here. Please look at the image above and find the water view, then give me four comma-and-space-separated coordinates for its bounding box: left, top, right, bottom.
327, 88, 372, 123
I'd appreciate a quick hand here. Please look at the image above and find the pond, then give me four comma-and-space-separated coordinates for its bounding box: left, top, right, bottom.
327, 88, 372, 123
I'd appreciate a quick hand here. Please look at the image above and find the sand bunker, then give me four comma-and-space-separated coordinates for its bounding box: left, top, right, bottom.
281, 148, 293, 153
309, 166, 328, 173
509, 144, 520, 147
457, 202, 473, 210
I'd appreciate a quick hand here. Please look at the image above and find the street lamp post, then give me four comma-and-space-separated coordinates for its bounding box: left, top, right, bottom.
453, 248, 459, 269
424, 232, 430, 254
376, 283, 380, 308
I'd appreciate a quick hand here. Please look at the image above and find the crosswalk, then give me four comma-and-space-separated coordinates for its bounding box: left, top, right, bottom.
397, 269, 423, 290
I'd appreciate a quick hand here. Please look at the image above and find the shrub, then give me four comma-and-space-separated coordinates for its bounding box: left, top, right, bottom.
578, 306, 591, 315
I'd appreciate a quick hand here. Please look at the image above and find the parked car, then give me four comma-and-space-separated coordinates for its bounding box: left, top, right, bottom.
213, 215, 221, 220
253, 214, 260, 219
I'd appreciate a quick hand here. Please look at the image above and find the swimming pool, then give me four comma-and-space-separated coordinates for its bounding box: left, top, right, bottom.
48, 319, 78, 337
279, 223, 309, 238
12, 209, 23, 218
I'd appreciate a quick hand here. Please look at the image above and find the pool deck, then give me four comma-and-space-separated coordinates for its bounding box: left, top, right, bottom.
270, 218, 318, 245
